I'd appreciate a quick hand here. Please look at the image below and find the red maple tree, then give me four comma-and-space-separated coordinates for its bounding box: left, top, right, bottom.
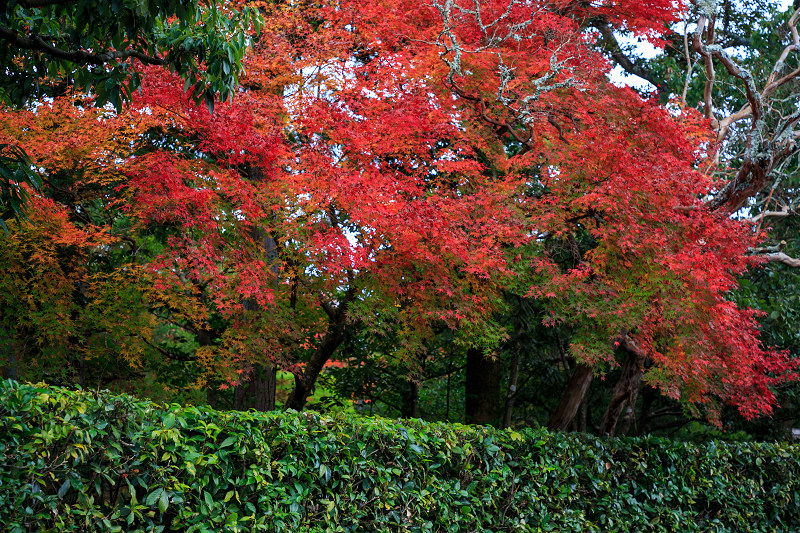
1, 0, 795, 427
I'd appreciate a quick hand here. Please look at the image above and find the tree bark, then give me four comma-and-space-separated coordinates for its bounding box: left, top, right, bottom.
234, 363, 277, 412
576, 396, 588, 433
547, 363, 593, 431
400, 379, 420, 418
1, 324, 19, 380
285, 310, 348, 411
465, 348, 500, 425
501, 348, 521, 428
615, 380, 642, 436
599, 346, 644, 436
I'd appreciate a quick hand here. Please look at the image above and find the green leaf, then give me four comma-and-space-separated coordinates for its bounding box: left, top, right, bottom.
158, 490, 169, 513
219, 436, 236, 448
146, 488, 163, 507
57, 479, 70, 499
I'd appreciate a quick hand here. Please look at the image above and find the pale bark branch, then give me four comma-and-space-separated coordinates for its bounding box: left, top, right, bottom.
691, 5, 800, 212
746, 208, 796, 224
763, 251, 800, 268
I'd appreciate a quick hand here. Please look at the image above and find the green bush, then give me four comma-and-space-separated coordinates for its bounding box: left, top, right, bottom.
1, 379, 798, 532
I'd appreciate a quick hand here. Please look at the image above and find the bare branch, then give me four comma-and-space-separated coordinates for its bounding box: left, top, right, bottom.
763, 251, 800, 268
593, 22, 664, 92
681, 19, 695, 105
0, 24, 167, 67
746, 207, 796, 224
691, 5, 800, 212
430, 0, 580, 151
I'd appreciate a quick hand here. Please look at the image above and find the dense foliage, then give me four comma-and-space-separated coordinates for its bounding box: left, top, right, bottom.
1, 0, 799, 439
2, 381, 799, 532
0, 0, 257, 110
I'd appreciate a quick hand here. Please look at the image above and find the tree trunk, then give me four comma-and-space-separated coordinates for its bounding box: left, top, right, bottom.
576, 396, 588, 433
231, 227, 281, 411
285, 317, 346, 411
547, 363, 593, 431
465, 348, 500, 425
1, 326, 19, 380
634, 384, 658, 436
234, 363, 277, 412
615, 382, 642, 436
444, 354, 453, 421
400, 379, 419, 418
501, 348, 521, 428
599, 347, 644, 436
198, 323, 227, 409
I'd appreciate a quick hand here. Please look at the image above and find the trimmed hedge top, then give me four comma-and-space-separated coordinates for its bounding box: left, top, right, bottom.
0, 379, 798, 532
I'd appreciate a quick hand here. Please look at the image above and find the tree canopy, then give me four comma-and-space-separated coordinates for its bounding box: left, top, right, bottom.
1, 0, 257, 109
1, 0, 799, 439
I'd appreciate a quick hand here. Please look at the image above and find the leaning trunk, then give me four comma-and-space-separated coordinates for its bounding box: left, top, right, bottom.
547, 363, 593, 431
285, 318, 346, 411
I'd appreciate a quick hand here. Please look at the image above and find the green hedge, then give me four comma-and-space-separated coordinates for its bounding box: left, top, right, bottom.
1, 380, 798, 532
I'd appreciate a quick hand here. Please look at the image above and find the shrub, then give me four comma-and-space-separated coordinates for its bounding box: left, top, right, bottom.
1, 379, 798, 532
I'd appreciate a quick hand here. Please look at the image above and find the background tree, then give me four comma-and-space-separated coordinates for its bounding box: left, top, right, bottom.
582, 0, 800, 437
0, 0, 257, 227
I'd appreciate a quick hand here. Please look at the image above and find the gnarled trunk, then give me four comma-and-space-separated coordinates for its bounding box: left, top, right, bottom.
599, 346, 644, 436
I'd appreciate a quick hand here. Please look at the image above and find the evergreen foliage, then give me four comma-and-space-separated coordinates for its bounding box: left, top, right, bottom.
2, 380, 798, 532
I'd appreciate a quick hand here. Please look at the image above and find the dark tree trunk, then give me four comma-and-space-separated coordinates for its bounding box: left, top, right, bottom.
576, 396, 588, 433
79, 352, 86, 387
1, 352, 18, 380
465, 348, 500, 425
234, 363, 277, 412
547, 363, 593, 431
444, 354, 453, 421
599, 347, 644, 436
283, 195, 356, 412
1, 326, 19, 380
400, 379, 419, 418
615, 381, 642, 436
232, 227, 281, 411
285, 312, 348, 411
635, 384, 658, 436
501, 348, 521, 428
